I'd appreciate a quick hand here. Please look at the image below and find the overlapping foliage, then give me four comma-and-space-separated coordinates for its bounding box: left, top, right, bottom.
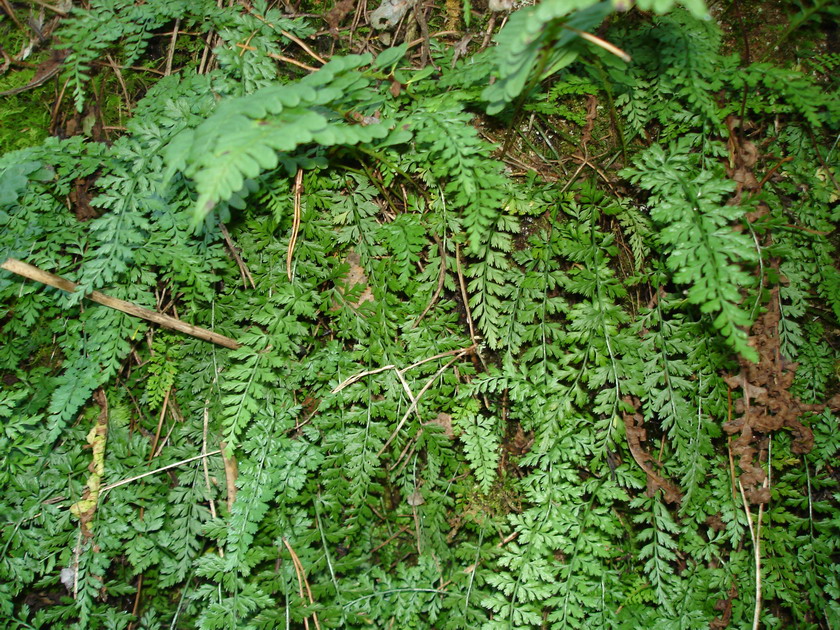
0, 0, 838, 628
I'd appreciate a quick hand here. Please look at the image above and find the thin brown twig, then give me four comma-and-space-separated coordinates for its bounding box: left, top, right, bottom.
455, 244, 477, 346
568, 153, 618, 194
148, 388, 171, 462
129, 575, 143, 626
100, 450, 222, 493
239, 31, 258, 57
165, 18, 180, 76
92, 60, 166, 75
267, 52, 318, 72
332, 345, 474, 394
560, 160, 588, 195
413, 1, 432, 68
412, 234, 446, 328
240, 6, 327, 65
280, 29, 326, 65
27, 0, 68, 15
378, 353, 467, 455
349, 0, 366, 48
1, 258, 240, 349
389, 432, 420, 473
332, 364, 396, 394
105, 55, 132, 117
49, 77, 69, 133
404, 30, 460, 50
757, 156, 793, 190
219, 223, 255, 289
561, 25, 631, 62
220, 442, 238, 512
284, 537, 310, 630
402, 345, 475, 373
394, 369, 420, 417
0, 0, 24, 30
370, 525, 411, 553
288, 169, 303, 280
282, 537, 322, 630
152, 406, 179, 458
479, 14, 496, 52
738, 479, 764, 630
198, 0, 223, 76
498, 531, 518, 547
198, 30, 215, 75
202, 405, 219, 521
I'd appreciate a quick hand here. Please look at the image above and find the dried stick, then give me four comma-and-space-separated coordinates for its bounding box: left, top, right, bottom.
370, 525, 411, 554
284, 536, 310, 630
148, 387, 171, 462
404, 30, 460, 50
202, 405, 219, 521
129, 574, 143, 625
332, 364, 396, 394
101, 450, 222, 492
378, 353, 466, 455
402, 345, 475, 372
153, 405, 180, 458
219, 223, 255, 289
455, 244, 488, 372
268, 52, 318, 72
105, 54, 132, 117
243, 7, 326, 66
412, 234, 446, 328
1, 258, 240, 349
394, 369, 420, 416
561, 25, 631, 62
0, 0, 24, 30
282, 537, 322, 630
165, 18, 180, 75
332, 345, 474, 394
281, 30, 326, 65
738, 480, 764, 630
219, 442, 238, 512
479, 14, 496, 51
288, 169, 304, 280
198, 30, 215, 75
454, 244, 475, 343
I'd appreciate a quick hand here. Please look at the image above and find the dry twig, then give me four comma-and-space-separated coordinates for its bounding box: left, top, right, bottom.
220, 223, 256, 289
288, 168, 304, 280
1, 258, 240, 349
101, 450, 222, 493
282, 537, 322, 630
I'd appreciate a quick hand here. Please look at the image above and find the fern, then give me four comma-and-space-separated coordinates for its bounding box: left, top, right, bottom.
454, 399, 500, 493
2, 2, 840, 628
407, 95, 511, 252
59, 0, 199, 111
621, 139, 759, 360
166, 54, 394, 221
483, 0, 612, 116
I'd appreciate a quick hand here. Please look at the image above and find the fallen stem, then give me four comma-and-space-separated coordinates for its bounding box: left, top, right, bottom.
101, 450, 222, 492
1, 258, 240, 349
